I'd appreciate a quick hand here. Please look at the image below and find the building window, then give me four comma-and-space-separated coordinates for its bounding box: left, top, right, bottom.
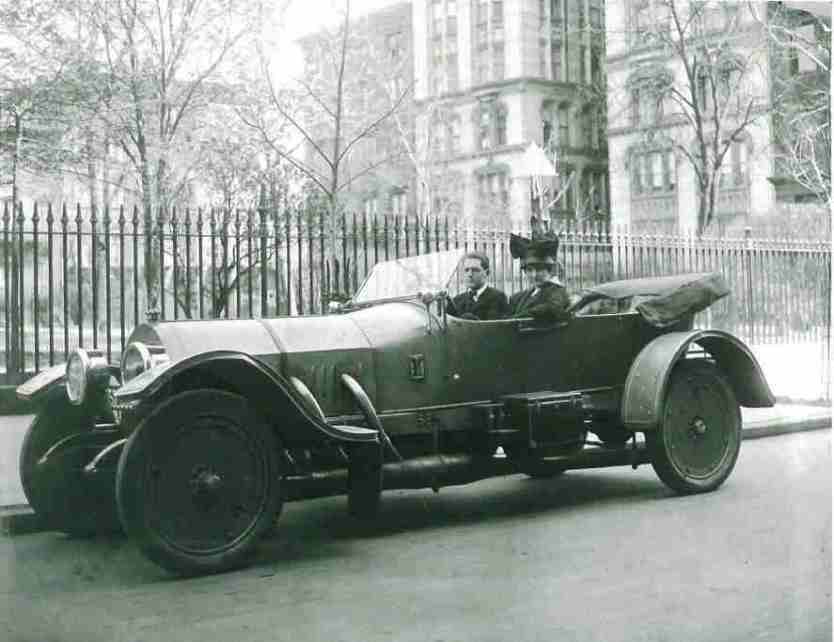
479, 106, 492, 150
558, 105, 570, 148
477, 171, 509, 210
476, 98, 508, 150
632, 87, 663, 126
447, 0, 458, 33
632, 149, 677, 195
386, 32, 402, 61
580, 107, 592, 149
493, 43, 504, 80
432, 118, 446, 154
590, 47, 602, 87
551, 42, 562, 81
719, 140, 747, 188
596, 105, 606, 148
631, 0, 650, 46
432, 0, 443, 34
562, 165, 575, 211
448, 115, 461, 153
472, 0, 505, 85
475, 44, 488, 84
589, 0, 602, 30
447, 55, 459, 92
496, 104, 507, 145
551, 0, 562, 26
491, 0, 504, 38
579, 45, 587, 84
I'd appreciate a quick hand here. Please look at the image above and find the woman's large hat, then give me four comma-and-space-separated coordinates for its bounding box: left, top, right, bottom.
510, 229, 559, 268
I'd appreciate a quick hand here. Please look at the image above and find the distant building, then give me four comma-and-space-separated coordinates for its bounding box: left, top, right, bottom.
605, 0, 830, 233
298, 1, 608, 227
413, 0, 609, 226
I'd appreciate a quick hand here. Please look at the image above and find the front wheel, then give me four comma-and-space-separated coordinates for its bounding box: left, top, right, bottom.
647, 360, 741, 494
116, 390, 282, 575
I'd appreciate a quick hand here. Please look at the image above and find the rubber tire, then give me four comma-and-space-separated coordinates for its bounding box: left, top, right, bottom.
647, 360, 741, 494
116, 389, 282, 575
19, 387, 119, 536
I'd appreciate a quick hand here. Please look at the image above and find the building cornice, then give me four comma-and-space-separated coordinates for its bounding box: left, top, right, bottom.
415, 77, 594, 108
606, 24, 764, 67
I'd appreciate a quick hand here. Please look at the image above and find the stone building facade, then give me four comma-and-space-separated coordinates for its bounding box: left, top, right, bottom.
605, 1, 829, 233
412, 0, 609, 226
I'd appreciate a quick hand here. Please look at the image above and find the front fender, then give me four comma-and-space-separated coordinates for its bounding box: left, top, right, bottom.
113, 350, 378, 445
621, 330, 774, 431
16, 364, 67, 403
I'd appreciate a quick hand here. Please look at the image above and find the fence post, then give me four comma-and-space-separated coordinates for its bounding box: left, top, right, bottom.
745, 227, 755, 346
259, 197, 268, 318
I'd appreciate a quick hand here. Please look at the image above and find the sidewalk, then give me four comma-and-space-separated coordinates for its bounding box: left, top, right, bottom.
1, 403, 829, 536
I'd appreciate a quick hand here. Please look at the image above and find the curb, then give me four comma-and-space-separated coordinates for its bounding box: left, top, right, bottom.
741, 415, 831, 440
0, 505, 44, 536
2, 417, 829, 538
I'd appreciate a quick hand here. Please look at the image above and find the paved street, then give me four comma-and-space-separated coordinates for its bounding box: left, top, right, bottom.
0, 430, 830, 642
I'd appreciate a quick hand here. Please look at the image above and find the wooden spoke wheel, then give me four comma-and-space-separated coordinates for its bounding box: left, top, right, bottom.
20, 387, 119, 536
116, 390, 282, 575
648, 360, 741, 494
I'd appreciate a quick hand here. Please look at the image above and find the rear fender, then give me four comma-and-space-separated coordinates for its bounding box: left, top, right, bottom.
115, 350, 378, 446
622, 330, 774, 431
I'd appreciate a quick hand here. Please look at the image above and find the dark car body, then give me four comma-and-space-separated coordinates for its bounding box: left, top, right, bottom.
16, 249, 774, 575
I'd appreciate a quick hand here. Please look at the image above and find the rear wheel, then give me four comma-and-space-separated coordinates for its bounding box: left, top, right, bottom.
648, 360, 741, 494
116, 390, 282, 575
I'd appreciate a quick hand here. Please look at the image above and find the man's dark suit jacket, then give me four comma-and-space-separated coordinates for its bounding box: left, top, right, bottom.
508, 280, 571, 321
447, 286, 509, 320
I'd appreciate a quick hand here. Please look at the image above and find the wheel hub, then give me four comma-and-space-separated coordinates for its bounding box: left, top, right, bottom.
190, 466, 223, 510
690, 417, 708, 437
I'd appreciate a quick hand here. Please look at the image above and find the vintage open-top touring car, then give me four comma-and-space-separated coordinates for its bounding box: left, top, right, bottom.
16, 248, 774, 575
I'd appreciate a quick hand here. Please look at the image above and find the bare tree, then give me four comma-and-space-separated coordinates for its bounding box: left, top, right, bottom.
241, 0, 411, 302
624, 0, 766, 234
74, 0, 284, 312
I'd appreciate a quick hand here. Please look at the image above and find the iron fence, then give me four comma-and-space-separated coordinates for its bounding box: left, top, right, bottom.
2, 201, 831, 398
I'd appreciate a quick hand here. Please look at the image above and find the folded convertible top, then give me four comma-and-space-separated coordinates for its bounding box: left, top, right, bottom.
572, 272, 730, 328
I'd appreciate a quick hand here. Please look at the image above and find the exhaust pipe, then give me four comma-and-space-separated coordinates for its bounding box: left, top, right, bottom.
283, 445, 651, 501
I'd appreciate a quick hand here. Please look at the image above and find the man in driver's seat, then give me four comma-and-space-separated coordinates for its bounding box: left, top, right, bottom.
508, 234, 571, 322
446, 252, 509, 320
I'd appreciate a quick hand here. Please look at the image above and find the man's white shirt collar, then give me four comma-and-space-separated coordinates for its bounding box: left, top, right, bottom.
471, 283, 488, 301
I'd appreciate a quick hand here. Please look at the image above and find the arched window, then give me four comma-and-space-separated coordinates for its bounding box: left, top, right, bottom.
627, 65, 672, 126
475, 96, 508, 150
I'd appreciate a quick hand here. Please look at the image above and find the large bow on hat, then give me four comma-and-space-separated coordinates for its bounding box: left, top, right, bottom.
510, 232, 559, 267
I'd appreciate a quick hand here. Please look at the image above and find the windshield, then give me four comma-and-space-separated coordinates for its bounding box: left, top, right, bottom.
352, 249, 466, 304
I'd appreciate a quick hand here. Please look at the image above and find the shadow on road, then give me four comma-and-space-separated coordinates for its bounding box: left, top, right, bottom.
9, 468, 675, 584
